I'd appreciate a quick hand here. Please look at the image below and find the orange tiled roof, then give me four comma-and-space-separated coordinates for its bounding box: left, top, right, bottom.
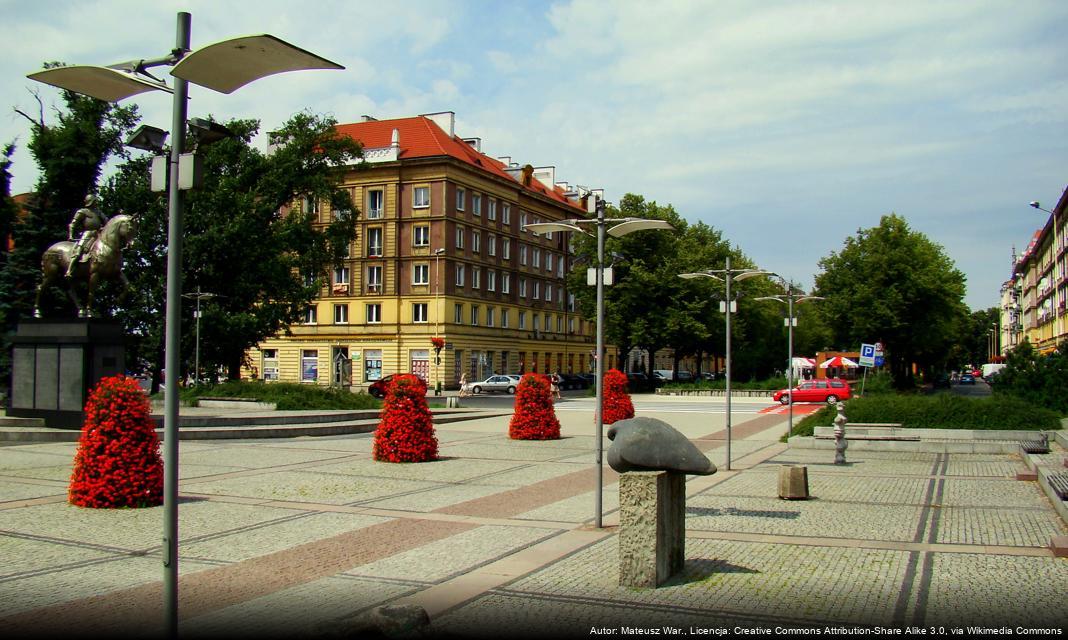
334, 116, 582, 210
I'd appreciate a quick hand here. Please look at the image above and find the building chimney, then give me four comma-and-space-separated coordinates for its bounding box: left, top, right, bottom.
391, 128, 400, 148
361, 115, 377, 122
420, 111, 455, 137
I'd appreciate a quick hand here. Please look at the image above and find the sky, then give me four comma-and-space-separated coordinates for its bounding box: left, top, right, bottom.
1, 0, 1065, 311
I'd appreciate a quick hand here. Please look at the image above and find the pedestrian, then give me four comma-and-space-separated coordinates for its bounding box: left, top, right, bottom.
459, 372, 470, 398
550, 372, 562, 400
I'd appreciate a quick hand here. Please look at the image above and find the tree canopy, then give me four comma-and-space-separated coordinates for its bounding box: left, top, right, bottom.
814, 213, 968, 388
105, 112, 363, 384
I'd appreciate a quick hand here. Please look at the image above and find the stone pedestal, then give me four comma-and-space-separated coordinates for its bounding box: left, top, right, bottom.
8, 319, 125, 428
618, 470, 685, 587
778, 465, 809, 499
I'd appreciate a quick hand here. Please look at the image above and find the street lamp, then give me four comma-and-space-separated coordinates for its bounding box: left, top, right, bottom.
755, 278, 824, 439
525, 196, 673, 528
679, 257, 771, 470
182, 288, 217, 385
27, 13, 343, 636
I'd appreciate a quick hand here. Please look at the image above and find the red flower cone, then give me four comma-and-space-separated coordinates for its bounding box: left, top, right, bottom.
373, 374, 438, 462
602, 368, 635, 425
68, 375, 163, 508
509, 373, 561, 440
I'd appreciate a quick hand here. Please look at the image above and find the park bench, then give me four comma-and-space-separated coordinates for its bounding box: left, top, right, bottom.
1046, 472, 1068, 501
1020, 434, 1050, 454
813, 424, 917, 441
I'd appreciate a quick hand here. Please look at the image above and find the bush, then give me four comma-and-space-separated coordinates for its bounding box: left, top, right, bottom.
373, 375, 437, 463
179, 380, 380, 410
992, 341, 1068, 416
602, 369, 635, 425
662, 375, 788, 390
69, 375, 164, 508
789, 394, 1059, 438
509, 373, 561, 440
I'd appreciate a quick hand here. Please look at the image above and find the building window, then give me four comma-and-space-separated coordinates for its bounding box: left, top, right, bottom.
367, 265, 382, 293
472, 267, 481, 289
486, 307, 495, 327
301, 350, 318, 382
454, 303, 463, 324
413, 303, 428, 323
502, 203, 511, 225
520, 245, 527, 266
519, 278, 527, 298
414, 225, 429, 247
519, 311, 527, 330
568, 317, 575, 334
501, 309, 509, 328
367, 190, 384, 219
333, 267, 350, 294
568, 293, 576, 312
472, 231, 481, 253
333, 303, 348, 324
520, 212, 527, 230
472, 193, 481, 216
545, 283, 552, 301
502, 273, 511, 294
367, 228, 383, 257
365, 349, 383, 381
533, 248, 541, 268
545, 252, 552, 272
533, 315, 541, 332
456, 187, 465, 211
487, 270, 496, 292
470, 305, 479, 326
413, 264, 430, 285
456, 226, 465, 249
262, 349, 279, 381
304, 306, 317, 324
366, 303, 381, 323
488, 234, 496, 257
488, 199, 497, 221
456, 264, 465, 287
534, 281, 541, 300
557, 316, 564, 333
304, 195, 320, 220
414, 185, 430, 209
502, 240, 510, 260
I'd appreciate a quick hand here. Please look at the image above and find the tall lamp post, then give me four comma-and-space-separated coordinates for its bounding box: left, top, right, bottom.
525, 196, 673, 528
27, 13, 343, 636
755, 278, 823, 439
182, 288, 217, 385
679, 257, 771, 470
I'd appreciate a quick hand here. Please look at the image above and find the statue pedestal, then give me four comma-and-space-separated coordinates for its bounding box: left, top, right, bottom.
8, 319, 125, 428
618, 471, 686, 587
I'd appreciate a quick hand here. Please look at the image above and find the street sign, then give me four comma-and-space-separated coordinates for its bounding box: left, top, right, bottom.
859, 343, 876, 367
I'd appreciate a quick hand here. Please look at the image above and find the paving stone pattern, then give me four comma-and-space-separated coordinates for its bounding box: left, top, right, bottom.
1, 412, 1066, 637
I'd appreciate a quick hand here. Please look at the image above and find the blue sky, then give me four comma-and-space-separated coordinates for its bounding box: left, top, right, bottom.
2, 0, 1065, 311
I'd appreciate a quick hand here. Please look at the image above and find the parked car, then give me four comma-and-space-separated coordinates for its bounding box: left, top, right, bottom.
470, 375, 518, 394
959, 373, 976, 385
675, 371, 694, 382
575, 373, 595, 387
368, 374, 398, 399
772, 378, 852, 405
559, 373, 589, 390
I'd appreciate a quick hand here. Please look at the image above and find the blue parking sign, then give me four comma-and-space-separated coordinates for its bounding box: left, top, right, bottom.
859, 343, 876, 367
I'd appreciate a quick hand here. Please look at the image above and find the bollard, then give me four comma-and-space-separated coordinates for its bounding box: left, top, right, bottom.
778, 465, 809, 499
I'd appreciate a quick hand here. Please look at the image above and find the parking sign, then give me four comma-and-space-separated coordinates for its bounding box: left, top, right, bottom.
859, 343, 876, 367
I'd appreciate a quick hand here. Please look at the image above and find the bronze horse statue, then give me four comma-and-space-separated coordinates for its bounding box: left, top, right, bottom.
34, 214, 136, 318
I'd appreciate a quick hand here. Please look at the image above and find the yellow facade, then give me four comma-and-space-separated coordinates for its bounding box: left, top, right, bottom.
245, 115, 599, 391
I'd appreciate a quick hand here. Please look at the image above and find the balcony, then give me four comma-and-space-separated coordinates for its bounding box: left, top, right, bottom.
331, 283, 349, 295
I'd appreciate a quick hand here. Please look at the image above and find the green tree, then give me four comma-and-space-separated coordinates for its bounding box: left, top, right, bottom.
814, 214, 968, 389
947, 307, 999, 369
0, 83, 138, 396
106, 112, 362, 384
991, 341, 1068, 415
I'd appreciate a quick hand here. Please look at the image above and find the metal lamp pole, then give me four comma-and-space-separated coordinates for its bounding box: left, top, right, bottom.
680, 261, 771, 470
757, 281, 823, 439
524, 200, 673, 528
183, 288, 217, 385
27, 15, 343, 636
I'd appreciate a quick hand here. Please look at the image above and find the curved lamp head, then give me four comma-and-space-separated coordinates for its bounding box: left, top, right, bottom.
733, 269, 772, 282
171, 34, 343, 94
678, 272, 723, 281
27, 65, 172, 102
606, 218, 674, 237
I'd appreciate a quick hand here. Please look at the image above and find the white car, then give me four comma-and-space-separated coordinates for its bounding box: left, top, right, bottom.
470, 375, 518, 394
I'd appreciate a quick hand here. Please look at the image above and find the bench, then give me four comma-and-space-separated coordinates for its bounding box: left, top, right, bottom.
1020, 434, 1050, 454
1047, 472, 1068, 500
813, 424, 917, 441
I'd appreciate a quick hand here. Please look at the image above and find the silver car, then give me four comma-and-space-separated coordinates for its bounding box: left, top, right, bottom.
470, 375, 518, 394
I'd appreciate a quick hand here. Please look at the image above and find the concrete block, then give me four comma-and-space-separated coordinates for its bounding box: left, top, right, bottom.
1016, 471, 1038, 481
618, 471, 685, 588
779, 465, 809, 500
1050, 537, 1068, 558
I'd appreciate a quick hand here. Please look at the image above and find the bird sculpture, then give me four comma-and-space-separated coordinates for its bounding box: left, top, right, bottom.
606, 417, 716, 475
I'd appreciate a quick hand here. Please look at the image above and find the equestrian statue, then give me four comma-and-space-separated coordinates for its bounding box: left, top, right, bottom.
34, 194, 136, 318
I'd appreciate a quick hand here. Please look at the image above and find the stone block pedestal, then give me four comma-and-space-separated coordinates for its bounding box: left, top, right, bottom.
778, 465, 810, 499
618, 470, 685, 587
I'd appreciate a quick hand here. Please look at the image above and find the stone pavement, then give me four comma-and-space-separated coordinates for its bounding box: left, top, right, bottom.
0, 397, 1066, 638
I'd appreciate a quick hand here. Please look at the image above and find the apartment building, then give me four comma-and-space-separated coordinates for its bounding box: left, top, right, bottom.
246, 112, 601, 391
1003, 186, 1067, 355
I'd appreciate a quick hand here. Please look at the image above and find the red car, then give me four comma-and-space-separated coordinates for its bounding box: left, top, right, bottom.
772, 378, 852, 405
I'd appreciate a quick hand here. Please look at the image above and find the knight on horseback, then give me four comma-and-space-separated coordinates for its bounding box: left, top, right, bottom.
65, 194, 109, 279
